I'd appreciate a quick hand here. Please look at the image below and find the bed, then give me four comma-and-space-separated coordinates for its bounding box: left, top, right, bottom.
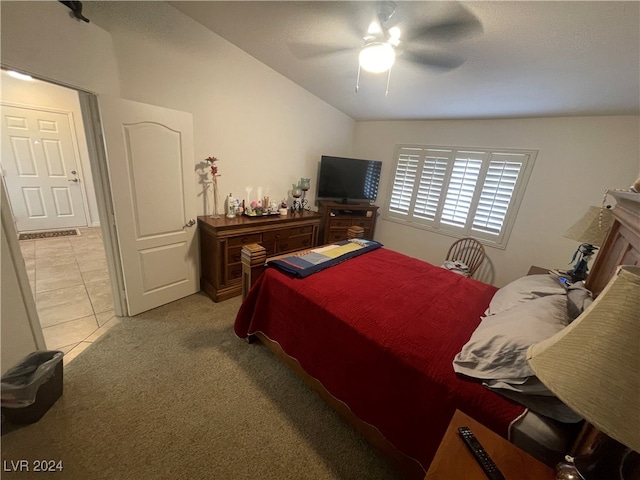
234, 190, 639, 479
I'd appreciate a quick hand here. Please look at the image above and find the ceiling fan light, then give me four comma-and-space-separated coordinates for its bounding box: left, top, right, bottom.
359, 43, 396, 73
367, 21, 382, 35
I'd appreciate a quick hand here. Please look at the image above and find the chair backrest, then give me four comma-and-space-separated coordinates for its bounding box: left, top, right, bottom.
445, 237, 486, 277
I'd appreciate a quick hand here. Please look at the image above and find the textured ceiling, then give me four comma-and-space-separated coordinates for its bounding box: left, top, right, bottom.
169, 1, 640, 121
87, 1, 639, 122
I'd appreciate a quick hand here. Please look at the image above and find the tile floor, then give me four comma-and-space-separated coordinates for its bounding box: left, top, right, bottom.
19, 227, 120, 365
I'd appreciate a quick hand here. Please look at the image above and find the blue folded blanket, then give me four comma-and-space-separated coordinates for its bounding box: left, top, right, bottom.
267, 239, 383, 278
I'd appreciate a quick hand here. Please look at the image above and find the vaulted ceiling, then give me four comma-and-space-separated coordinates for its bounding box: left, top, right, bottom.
169, 1, 640, 121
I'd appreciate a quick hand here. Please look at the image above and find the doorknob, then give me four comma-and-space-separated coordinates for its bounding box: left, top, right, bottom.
68, 178, 79, 183
184, 219, 196, 228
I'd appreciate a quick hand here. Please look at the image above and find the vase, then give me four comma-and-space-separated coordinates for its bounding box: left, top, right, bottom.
226, 193, 236, 219
211, 182, 221, 218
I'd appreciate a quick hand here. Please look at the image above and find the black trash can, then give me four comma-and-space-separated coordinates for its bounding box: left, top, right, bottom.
1, 350, 64, 424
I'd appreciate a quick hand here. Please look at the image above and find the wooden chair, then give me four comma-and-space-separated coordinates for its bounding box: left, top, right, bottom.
445, 237, 486, 278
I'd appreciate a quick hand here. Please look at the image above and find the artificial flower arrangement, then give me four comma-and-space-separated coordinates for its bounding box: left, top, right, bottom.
249, 200, 264, 216
205, 156, 219, 179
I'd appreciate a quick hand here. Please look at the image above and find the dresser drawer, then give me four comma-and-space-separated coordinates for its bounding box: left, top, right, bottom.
275, 234, 313, 254
227, 246, 243, 264
228, 233, 262, 247
327, 230, 348, 242
352, 218, 374, 229
262, 241, 276, 257
328, 217, 352, 228
226, 263, 243, 281
263, 225, 314, 242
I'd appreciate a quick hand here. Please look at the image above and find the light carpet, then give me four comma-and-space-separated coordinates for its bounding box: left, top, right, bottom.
1, 292, 402, 479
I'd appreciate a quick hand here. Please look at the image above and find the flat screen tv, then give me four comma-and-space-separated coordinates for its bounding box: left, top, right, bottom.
317, 155, 382, 204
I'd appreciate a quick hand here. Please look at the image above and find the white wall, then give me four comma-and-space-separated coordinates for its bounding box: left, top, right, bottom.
1, 71, 101, 227
0, 1, 120, 96
353, 116, 640, 286
83, 1, 355, 211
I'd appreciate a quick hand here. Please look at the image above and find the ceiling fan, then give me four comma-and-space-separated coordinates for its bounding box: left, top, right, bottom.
288, 1, 483, 95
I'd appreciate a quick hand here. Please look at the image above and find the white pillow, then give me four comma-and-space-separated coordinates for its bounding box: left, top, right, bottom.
486, 274, 566, 316
453, 294, 569, 381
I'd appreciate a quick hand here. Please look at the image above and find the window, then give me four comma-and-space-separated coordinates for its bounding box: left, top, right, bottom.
386, 145, 537, 249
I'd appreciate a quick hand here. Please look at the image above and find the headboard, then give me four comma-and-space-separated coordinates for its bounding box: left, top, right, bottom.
585, 191, 640, 297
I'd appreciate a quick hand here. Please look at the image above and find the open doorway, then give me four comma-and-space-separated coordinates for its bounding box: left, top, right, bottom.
1, 69, 121, 362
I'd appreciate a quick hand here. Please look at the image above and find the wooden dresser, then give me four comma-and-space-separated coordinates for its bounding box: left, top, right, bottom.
317, 200, 379, 243
198, 211, 322, 302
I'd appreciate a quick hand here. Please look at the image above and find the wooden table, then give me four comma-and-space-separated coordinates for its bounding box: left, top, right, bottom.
424, 410, 555, 480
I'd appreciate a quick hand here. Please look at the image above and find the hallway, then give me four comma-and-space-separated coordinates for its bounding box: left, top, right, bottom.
19, 227, 120, 365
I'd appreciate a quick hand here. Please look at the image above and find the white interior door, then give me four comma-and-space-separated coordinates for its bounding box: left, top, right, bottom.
1, 105, 88, 232
98, 97, 198, 316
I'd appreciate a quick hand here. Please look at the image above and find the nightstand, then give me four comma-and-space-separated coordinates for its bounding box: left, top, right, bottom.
527, 265, 551, 275
424, 410, 555, 479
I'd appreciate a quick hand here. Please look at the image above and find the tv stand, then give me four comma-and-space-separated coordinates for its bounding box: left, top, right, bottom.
318, 200, 379, 243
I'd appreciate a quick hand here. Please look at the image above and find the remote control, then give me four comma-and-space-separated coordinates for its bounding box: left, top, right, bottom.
458, 426, 506, 480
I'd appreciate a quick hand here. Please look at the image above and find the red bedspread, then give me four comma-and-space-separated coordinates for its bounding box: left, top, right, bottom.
234, 247, 525, 474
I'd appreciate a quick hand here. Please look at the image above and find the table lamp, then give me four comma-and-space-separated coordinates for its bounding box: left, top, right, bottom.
563, 206, 614, 282
527, 265, 640, 479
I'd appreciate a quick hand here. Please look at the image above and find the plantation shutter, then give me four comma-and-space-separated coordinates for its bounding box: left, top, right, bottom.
472, 153, 526, 238
389, 148, 420, 216
413, 149, 451, 222
440, 152, 483, 229
386, 145, 536, 249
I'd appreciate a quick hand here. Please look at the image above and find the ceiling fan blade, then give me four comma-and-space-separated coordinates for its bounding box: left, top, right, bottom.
400, 49, 466, 71
287, 41, 356, 61
377, 1, 397, 27
409, 7, 483, 43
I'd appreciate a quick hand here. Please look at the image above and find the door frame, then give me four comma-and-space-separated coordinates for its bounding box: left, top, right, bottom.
77, 92, 128, 317
1, 66, 128, 317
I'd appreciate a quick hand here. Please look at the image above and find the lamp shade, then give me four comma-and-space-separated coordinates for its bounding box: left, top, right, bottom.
527, 265, 640, 453
563, 206, 614, 246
